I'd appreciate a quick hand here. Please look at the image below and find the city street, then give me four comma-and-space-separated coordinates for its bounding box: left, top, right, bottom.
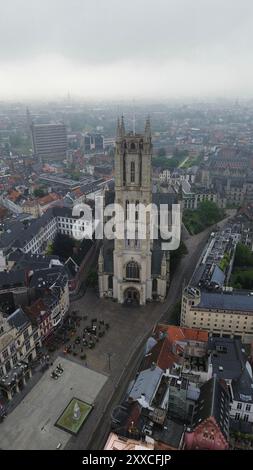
65, 219, 224, 449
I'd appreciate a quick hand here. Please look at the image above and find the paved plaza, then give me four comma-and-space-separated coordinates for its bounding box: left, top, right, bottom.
0, 219, 231, 450
0, 356, 107, 450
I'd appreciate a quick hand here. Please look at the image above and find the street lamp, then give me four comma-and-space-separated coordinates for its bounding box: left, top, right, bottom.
105, 352, 113, 371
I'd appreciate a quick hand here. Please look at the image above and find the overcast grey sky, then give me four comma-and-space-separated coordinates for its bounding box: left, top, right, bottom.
1, 0, 253, 100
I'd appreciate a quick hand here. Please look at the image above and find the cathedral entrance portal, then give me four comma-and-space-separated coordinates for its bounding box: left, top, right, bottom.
124, 288, 140, 306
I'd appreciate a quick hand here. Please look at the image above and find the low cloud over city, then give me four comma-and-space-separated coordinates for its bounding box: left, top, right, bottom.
1, 0, 253, 100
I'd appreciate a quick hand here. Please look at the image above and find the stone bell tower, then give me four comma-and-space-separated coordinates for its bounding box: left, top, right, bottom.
112, 117, 153, 305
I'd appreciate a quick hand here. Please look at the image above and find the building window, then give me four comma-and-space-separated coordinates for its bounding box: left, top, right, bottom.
2, 349, 8, 360
125, 200, 129, 218
152, 278, 157, 293
12, 354, 18, 365
244, 414, 249, 422
237, 403, 242, 410
25, 340, 31, 353
23, 329, 29, 340
108, 275, 113, 290
136, 200, 139, 220
126, 261, 140, 280
246, 404, 251, 412
235, 413, 240, 421
130, 161, 135, 183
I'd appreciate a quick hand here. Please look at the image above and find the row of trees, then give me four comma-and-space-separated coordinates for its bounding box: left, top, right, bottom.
153, 148, 189, 169
231, 243, 253, 290
183, 201, 225, 235
47, 233, 94, 265
234, 243, 253, 267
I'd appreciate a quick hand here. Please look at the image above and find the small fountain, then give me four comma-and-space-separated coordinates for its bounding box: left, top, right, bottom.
73, 401, 81, 421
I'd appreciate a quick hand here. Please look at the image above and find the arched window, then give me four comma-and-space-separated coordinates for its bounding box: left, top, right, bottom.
135, 200, 139, 220
126, 261, 140, 280
130, 161, 135, 183
123, 151, 126, 185
108, 275, 113, 289
130, 142, 136, 150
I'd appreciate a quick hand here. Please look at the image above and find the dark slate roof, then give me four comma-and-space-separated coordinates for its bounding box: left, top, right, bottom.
0, 221, 25, 250
0, 209, 54, 250
208, 337, 247, 380
191, 264, 206, 286
0, 270, 26, 289
152, 418, 184, 449
7, 307, 30, 331
8, 249, 60, 271
232, 366, 253, 403
152, 192, 178, 206
8, 249, 59, 263
64, 257, 79, 279
28, 266, 68, 289
0, 205, 85, 251
52, 206, 73, 218
198, 291, 253, 313
105, 190, 115, 205
192, 375, 230, 440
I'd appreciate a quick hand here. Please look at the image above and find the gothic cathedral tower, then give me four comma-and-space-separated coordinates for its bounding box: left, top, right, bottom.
112, 117, 153, 305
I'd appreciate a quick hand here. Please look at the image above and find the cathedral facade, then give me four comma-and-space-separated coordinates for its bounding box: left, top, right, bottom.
98, 118, 173, 306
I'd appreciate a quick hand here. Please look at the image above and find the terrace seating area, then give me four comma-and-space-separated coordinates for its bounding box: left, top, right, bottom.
43, 310, 110, 362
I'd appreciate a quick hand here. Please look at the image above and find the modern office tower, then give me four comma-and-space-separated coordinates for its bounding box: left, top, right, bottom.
31, 123, 67, 164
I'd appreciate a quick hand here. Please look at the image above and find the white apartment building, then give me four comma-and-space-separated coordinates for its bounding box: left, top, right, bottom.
181, 287, 253, 344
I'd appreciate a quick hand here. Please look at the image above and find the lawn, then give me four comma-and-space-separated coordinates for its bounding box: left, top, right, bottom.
55, 398, 93, 435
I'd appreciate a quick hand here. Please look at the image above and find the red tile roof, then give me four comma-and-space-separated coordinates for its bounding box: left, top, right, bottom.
155, 324, 208, 345
38, 193, 60, 206
25, 298, 50, 322
8, 189, 21, 202
141, 337, 182, 371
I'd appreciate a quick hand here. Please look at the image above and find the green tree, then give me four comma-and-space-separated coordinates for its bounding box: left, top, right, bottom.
183, 201, 225, 235
46, 242, 53, 255
198, 200, 224, 226
157, 147, 166, 157
86, 269, 98, 287
234, 243, 253, 267
51, 233, 75, 261
34, 187, 46, 198
170, 241, 188, 273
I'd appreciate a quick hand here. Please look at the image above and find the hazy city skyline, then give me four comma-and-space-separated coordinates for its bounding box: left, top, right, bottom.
1, 0, 253, 100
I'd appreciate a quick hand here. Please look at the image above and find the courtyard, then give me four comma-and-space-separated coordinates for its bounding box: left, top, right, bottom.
0, 356, 107, 450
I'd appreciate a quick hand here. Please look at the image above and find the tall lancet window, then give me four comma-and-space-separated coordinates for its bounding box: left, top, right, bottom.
126, 261, 140, 280
130, 161, 135, 183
